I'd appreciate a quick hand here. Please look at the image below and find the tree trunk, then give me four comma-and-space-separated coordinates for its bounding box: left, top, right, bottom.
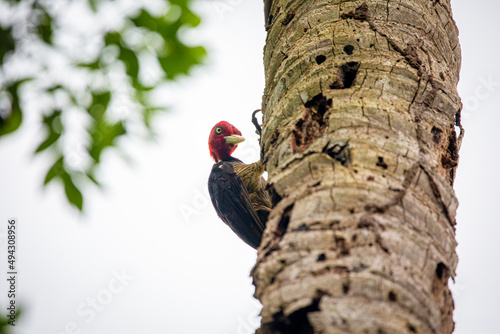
253, 1, 463, 333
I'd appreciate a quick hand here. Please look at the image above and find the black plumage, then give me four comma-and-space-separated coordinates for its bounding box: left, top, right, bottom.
208, 157, 266, 249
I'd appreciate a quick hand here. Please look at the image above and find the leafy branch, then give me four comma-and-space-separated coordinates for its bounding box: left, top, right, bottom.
0, 0, 206, 210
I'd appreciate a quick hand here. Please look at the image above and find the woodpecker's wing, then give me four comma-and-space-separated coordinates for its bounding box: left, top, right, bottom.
208, 161, 266, 249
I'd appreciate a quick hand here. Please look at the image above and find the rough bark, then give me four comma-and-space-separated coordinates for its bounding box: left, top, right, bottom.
253, 1, 463, 333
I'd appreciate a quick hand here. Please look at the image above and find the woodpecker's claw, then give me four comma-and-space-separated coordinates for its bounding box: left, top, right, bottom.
252, 109, 262, 137
252, 109, 267, 164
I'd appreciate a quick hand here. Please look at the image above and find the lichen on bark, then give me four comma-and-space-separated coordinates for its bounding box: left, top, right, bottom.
253, 0, 462, 333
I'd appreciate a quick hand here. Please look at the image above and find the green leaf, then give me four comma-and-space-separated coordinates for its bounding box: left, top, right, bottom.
35, 131, 61, 153
131, 10, 158, 31
35, 109, 62, 153
158, 45, 206, 79
77, 61, 101, 70
93, 91, 111, 110
37, 10, 53, 44
143, 106, 163, 128
88, 0, 98, 12
46, 85, 63, 92
44, 157, 64, 185
89, 91, 111, 120
0, 26, 15, 63
179, 7, 201, 27
62, 172, 83, 210
88, 120, 126, 162
0, 81, 24, 137
118, 46, 139, 86
86, 171, 100, 186
130, 7, 206, 79
104, 32, 121, 46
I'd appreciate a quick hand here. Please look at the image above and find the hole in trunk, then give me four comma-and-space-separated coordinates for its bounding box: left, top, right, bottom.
388, 291, 397, 302
281, 12, 295, 25
376, 156, 388, 169
342, 282, 350, 294
268, 292, 324, 334
436, 262, 446, 279
431, 126, 443, 144
277, 204, 294, 236
330, 62, 360, 89
315, 55, 326, 64
344, 45, 354, 55
291, 94, 332, 153
407, 323, 417, 333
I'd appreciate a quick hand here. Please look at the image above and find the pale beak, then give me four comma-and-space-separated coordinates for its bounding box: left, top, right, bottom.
224, 135, 245, 144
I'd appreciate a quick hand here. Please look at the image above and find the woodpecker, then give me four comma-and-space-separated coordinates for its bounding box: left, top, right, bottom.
207, 121, 271, 249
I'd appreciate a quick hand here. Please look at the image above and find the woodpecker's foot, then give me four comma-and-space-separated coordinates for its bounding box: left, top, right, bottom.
252, 109, 267, 165
252, 109, 262, 137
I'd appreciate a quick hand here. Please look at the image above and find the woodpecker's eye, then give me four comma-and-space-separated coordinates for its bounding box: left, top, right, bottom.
215, 126, 223, 135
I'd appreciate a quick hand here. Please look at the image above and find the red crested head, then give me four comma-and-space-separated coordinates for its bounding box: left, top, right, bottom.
208, 121, 244, 162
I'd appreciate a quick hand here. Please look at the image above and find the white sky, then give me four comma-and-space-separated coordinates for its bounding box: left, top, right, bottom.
0, 1, 499, 334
